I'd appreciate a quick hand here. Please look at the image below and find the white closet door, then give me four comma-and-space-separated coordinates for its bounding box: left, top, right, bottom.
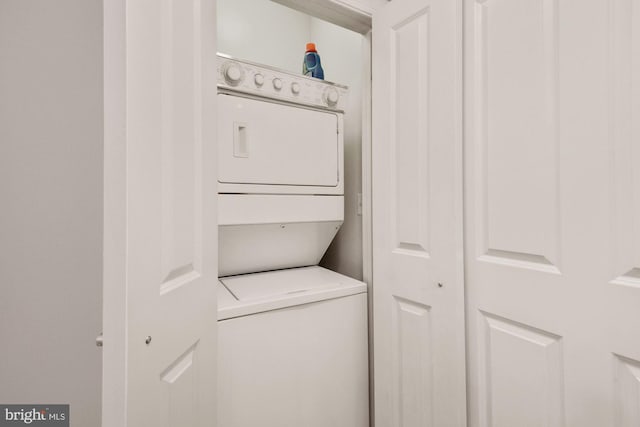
102, 0, 218, 426
464, 0, 640, 425
371, 0, 466, 425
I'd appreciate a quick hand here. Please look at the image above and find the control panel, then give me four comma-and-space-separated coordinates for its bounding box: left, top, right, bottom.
217, 53, 348, 112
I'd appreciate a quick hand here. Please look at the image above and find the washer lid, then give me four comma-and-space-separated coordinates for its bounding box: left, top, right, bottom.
218, 266, 367, 320
222, 266, 362, 301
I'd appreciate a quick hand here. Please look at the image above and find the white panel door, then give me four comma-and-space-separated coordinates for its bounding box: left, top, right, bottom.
103, 0, 218, 426
372, 0, 466, 425
465, 0, 640, 425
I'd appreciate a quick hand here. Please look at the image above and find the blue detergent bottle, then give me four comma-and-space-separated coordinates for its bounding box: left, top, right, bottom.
303, 43, 324, 80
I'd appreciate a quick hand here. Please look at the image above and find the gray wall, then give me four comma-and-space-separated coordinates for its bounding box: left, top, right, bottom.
0, 1, 103, 426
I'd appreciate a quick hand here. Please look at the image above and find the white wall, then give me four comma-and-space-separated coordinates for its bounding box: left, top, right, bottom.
217, 0, 365, 280
217, 0, 311, 73
0, 1, 103, 426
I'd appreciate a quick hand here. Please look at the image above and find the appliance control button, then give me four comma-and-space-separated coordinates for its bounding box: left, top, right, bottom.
291, 82, 301, 94
254, 73, 265, 87
273, 78, 283, 90
223, 62, 244, 85
324, 87, 339, 106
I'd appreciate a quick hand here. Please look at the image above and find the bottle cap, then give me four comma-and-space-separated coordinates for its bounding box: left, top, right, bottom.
306, 43, 317, 52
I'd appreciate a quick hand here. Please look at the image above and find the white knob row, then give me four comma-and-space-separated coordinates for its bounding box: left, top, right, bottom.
252, 73, 301, 95
221, 61, 341, 108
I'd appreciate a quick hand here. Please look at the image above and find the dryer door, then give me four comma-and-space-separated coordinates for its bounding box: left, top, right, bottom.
218, 94, 340, 188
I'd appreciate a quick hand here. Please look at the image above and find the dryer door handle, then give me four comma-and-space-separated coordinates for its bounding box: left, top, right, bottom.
233, 122, 248, 158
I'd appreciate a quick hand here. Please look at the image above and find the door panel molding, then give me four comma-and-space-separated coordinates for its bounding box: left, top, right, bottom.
472, 0, 561, 272
477, 311, 565, 427
614, 354, 640, 426
390, 7, 431, 258
610, 0, 640, 289
392, 296, 433, 427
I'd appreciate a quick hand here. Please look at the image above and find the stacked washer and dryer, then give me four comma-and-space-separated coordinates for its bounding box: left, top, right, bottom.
216, 54, 369, 427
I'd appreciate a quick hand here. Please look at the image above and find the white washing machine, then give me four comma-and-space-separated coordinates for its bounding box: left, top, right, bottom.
216, 54, 369, 427
217, 267, 368, 427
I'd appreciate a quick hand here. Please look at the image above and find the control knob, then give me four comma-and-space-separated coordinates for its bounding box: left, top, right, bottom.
291, 82, 301, 95
222, 62, 244, 86
254, 73, 265, 87
324, 87, 340, 106
272, 78, 283, 90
